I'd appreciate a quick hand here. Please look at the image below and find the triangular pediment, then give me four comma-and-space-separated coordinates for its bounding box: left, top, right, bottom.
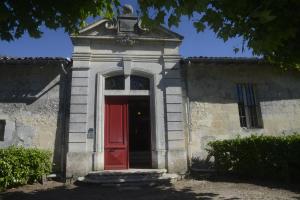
74, 17, 183, 41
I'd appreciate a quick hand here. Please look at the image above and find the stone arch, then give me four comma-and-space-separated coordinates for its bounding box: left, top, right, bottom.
93, 68, 162, 170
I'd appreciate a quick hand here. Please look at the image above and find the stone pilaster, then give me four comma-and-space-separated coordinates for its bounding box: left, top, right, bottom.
66, 58, 92, 177
163, 56, 187, 173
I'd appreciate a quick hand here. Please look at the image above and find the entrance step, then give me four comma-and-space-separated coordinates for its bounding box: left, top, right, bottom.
77, 169, 179, 186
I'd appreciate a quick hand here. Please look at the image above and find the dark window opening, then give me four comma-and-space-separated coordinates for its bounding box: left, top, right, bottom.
0, 120, 6, 141
130, 75, 150, 90
105, 75, 125, 90
236, 83, 263, 129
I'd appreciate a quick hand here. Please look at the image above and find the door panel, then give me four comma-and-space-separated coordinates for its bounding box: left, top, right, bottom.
104, 97, 128, 170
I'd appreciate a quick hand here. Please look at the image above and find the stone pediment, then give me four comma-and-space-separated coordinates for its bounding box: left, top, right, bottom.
74, 17, 183, 42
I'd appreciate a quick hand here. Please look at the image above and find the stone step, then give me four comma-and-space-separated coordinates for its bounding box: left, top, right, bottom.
77, 169, 179, 185
86, 168, 167, 177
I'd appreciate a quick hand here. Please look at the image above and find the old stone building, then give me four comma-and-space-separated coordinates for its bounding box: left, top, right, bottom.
1, 8, 300, 178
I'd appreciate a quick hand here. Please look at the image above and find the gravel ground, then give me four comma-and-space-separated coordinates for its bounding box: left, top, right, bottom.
1, 179, 299, 200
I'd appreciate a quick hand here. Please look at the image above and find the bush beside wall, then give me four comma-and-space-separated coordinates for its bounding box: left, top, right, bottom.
0, 146, 51, 190
207, 134, 300, 182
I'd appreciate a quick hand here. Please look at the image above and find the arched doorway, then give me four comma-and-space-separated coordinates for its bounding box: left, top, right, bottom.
103, 74, 152, 169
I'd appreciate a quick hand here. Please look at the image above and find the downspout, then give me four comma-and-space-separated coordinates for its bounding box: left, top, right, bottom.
60, 60, 72, 177
182, 60, 193, 170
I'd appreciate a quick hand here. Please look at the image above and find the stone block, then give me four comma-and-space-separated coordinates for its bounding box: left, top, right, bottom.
151, 150, 166, 169
123, 58, 132, 75
71, 86, 88, 95
168, 139, 185, 150
69, 122, 87, 133
93, 152, 104, 171
167, 121, 183, 131
167, 149, 187, 173
167, 112, 183, 122
69, 114, 87, 123
70, 105, 88, 114
72, 70, 89, 78
66, 152, 93, 177
167, 131, 184, 140
68, 133, 87, 143
70, 95, 88, 104
68, 142, 86, 152
167, 104, 183, 113
166, 95, 183, 103
72, 77, 89, 86
166, 87, 182, 95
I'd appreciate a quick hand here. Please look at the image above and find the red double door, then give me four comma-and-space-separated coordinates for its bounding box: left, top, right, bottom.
104, 97, 129, 170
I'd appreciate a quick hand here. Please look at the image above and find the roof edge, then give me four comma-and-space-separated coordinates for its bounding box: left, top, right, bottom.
0, 56, 72, 65
183, 56, 267, 64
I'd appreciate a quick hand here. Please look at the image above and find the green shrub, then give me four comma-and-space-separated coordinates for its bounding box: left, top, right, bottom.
207, 134, 300, 182
0, 146, 52, 190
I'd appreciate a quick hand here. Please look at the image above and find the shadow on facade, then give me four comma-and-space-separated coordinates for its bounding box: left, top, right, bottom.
0, 64, 71, 174
0, 65, 61, 104
185, 64, 300, 104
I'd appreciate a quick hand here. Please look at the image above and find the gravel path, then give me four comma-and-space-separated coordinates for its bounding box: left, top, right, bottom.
1, 179, 299, 200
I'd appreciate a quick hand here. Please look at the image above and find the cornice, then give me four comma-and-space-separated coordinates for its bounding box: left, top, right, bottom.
71, 35, 182, 43
72, 53, 182, 63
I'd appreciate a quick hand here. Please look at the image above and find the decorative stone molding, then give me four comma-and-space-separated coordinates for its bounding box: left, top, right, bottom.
116, 35, 136, 46
90, 54, 164, 63
137, 19, 149, 32
104, 19, 117, 30
122, 4, 134, 15
122, 57, 132, 75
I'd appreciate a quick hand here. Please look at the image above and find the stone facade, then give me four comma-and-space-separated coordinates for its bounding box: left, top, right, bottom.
66, 13, 187, 177
0, 59, 71, 173
1, 12, 300, 178
185, 62, 300, 163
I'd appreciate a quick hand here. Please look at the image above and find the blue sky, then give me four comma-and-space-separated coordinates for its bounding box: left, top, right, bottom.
0, 1, 253, 58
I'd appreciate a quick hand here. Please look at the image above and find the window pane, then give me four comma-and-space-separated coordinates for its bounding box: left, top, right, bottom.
130, 75, 150, 90
105, 76, 125, 90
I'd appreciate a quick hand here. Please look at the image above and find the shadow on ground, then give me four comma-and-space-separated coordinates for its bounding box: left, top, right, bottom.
197, 175, 300, 194
1, 178, 300, 200
1, 181, 226, 200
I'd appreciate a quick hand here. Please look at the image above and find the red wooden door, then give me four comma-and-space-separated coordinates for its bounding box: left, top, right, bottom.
104, 97, 128, 170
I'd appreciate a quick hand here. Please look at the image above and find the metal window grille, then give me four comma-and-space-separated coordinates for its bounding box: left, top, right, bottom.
236, 83, 263, 128
0, 120, 5, 141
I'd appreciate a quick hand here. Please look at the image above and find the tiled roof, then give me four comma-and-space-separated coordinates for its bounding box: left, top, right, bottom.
0, 56, 72, 65
0, 56, 267, 65
183, 56, 266, 64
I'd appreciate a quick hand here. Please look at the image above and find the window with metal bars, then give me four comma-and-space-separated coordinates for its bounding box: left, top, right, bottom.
236, 83, 263, 129
0, 120, 6, 141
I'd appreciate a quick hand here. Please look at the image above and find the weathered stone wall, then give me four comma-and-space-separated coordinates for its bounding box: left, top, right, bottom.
186, 64, 300, 162
0, 64, 70, 173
